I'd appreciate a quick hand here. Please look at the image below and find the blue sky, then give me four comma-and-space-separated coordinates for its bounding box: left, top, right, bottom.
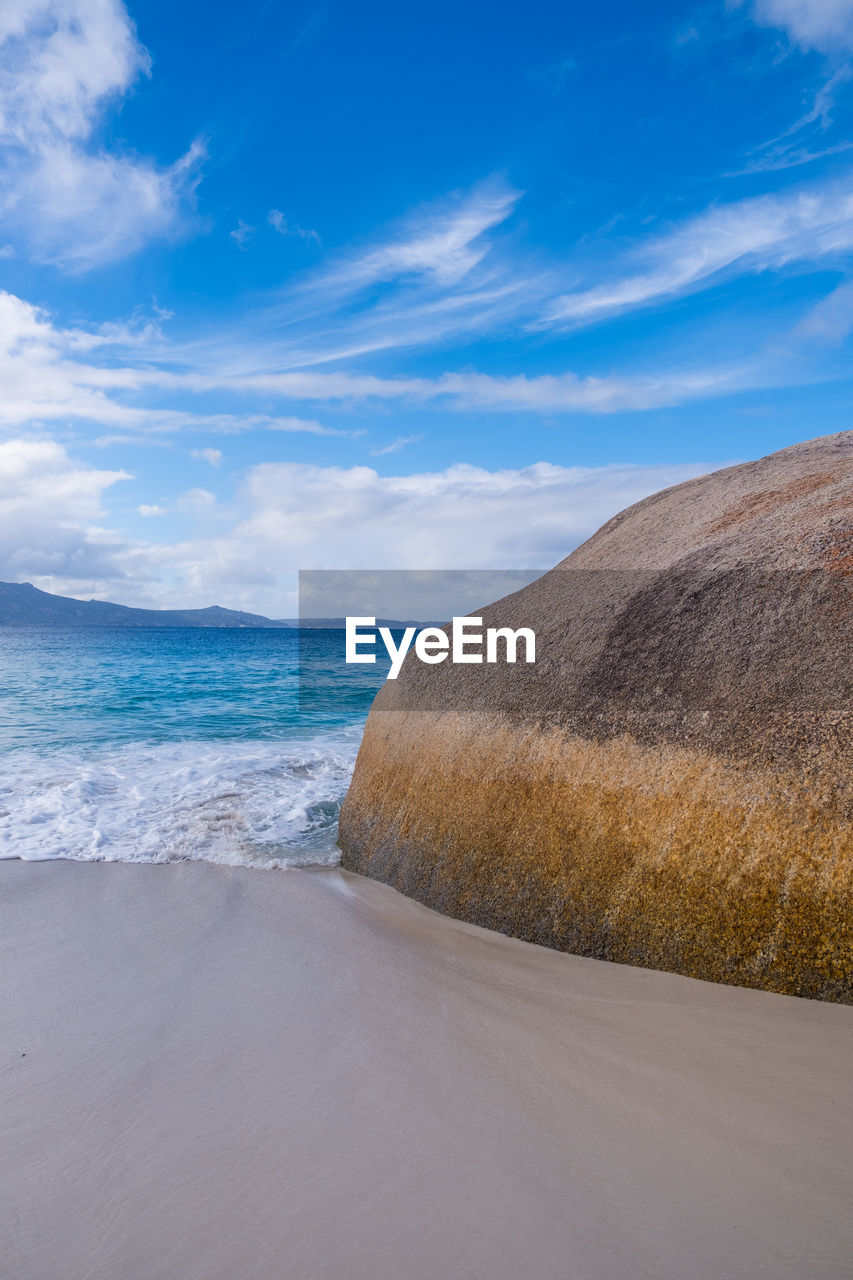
1, 0, 852, 612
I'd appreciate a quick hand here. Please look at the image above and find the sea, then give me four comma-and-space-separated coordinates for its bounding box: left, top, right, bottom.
0, 627, 386, 867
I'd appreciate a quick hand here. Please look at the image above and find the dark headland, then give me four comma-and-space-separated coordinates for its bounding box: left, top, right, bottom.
0, 580, 291, 627
0, 581, 417, 630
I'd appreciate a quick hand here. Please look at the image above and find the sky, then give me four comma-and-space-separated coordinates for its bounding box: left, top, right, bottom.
1, 0, 852, 614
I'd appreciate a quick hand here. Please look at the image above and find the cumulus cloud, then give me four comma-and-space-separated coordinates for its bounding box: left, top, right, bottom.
739, 0, 853, 53
153, 458, 712, 614
234, 460, 703, 570
0, 289, 171, 427
0, 443, 711, 613
0, 437, 130, 583
0, 0, 202, 268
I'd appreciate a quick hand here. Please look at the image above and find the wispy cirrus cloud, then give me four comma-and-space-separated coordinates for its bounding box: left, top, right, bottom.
1, 159, 850, 449
311, 181, 523, 292
730, 65, 853, 176
730, 140, 853, 177
173, 171, 853, 375
0, 291, 353, 435
370, 434, 424, 456
543, 174, 853, 329
0, 284, 795, 439
794, 276, 853, 341
784, 65, 852, 134
228, 180, 540, 368
0, 0, 203, 269
79, 358, 754, 416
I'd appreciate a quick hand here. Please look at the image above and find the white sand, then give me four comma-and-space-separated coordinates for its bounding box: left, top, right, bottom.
2, 859, 852, 1280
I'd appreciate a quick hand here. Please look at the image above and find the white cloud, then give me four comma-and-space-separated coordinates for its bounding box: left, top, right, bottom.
237, 460, 711, 570
192, 173, 853, 373
0, 0, 146, 140
786, 65, 852, 132
167, 364, 750, 413
0, 441, 712, 612
431, 369, 739, 412
179, 487, 217, 510
95, 172, 851, 404
127, 459, 713, 613
246, 415, 348, 436
730, 140, 853, 177
731, 66, 853, 176
229, 220, 255, 249
370, 434, 424, 456
0, 160, 847, 451
0, 437, 130, 582
190, 447, 222, 466
0, 290, 167, 427
268, 209, 320, 245
545, 175, 853, 328
138, 458, 713, 613
795, 277, 853, 341
0, 0, 202, 268
0, 291, 362, 432
0, 287, 762, 433
219, 181, 537, 372
314, 181, 522, 292
739, 0, 853, 52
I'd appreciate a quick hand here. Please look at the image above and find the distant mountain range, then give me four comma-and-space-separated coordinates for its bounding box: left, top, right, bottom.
0, 582, 427, 629
0, 581, 292, 628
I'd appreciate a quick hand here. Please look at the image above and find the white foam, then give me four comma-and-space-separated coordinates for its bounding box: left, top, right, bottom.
0, 730, 362, 868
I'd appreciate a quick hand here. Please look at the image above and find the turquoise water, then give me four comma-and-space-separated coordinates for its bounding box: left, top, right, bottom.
0, 628, 384, 866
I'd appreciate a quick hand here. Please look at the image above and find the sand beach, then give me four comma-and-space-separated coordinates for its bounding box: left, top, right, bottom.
3, 858, 852, 1280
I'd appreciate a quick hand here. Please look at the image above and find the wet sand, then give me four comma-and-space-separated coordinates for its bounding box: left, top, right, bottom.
2, 858, 852, 1280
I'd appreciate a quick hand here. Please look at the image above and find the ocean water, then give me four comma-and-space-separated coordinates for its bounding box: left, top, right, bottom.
0, 628, 385, 867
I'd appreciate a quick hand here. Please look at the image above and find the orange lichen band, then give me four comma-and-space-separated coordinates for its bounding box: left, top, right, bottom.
339, 709, 853, 1002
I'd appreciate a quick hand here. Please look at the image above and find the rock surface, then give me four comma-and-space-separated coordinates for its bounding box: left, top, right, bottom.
339, 432, 853, 1001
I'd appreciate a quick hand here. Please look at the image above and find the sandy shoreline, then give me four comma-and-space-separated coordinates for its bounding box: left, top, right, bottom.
2, 859, 853, 1279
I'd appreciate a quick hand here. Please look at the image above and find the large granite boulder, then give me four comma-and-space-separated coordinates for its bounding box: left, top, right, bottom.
339, 432, 853, 1001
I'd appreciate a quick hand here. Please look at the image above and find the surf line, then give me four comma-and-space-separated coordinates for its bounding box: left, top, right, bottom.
345, 616, 536, 680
